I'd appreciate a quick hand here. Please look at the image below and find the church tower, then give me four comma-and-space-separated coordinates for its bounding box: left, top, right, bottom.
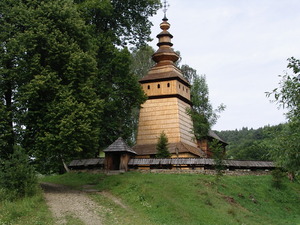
133, 16, 205, 158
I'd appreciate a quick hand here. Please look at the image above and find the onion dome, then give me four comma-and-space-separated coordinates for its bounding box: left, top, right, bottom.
152, 17, 179, 65
139, 17, 190, 88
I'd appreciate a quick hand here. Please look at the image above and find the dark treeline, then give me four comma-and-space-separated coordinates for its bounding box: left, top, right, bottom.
215, 124, 286, 161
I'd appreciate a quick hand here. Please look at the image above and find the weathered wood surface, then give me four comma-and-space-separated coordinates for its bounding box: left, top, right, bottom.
69, 158, 275, 169
136, 98, 196, 147
103, 137, 136, 154
129, 158, 275, 168
141, 80, 190, 101
69, 158, 104, 167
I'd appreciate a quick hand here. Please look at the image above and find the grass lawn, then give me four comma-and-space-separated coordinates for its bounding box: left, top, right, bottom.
41, 171, 300, 225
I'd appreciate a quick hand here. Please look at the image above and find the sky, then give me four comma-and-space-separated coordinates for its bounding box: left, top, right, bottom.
148, 0, 300, 131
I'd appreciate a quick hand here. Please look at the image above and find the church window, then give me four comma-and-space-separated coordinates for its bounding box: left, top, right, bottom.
179, 84, 181, 89
147, 85, 150, 89
157, 84, 160, 88
167, 83, 170, 87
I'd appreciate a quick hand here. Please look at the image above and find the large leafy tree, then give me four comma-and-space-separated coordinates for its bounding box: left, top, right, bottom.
75, 0, 159, 147
0, 0, 103, 172
267, 57, 300, 177
181, 65, 225, 139
75, 0, 160, 47
128, 45, 155, 143
1, 0, 160, 172
130, 45, 155, 79
0, 0, 27, 159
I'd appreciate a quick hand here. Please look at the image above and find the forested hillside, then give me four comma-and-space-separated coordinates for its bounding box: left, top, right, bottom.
215, 124, 286, 161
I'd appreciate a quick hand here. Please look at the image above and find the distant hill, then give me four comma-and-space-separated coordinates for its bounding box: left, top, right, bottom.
215, 124, 286, 160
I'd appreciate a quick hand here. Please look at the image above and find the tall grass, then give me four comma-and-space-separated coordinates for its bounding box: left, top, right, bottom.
0, 189, 53, 225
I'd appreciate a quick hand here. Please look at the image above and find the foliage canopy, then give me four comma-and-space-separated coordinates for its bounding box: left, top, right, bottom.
181, 65, 225, 139
267, 57, 300, 176
0, 0, 160, 173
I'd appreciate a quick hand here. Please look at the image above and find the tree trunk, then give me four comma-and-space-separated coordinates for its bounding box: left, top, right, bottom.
62, 157, 70, 173
4, 78, 14, 157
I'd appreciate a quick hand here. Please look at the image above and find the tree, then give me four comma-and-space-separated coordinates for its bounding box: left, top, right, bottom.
95, 47, 147, 147
0, 0, 27, 159
128, 45, 156, 144
267, 57, 300, 178
268, 57, 300, 121
0, 0, 160, 173
180, 64, 197, 84
75, 0, 159, 147
271, 123, 300, 179
227, 140, 271, 161
74, 0, 160, 47
216, 125, 283, 161
211, 139, 224, 177
156, 131, 171, 158
130, 45, 155, 79
184, 70, 225, 139
0, 147, 37, 200
14, 0, 103, 173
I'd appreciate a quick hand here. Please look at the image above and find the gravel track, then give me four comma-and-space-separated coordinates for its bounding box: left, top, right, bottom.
41, 182, 103, 225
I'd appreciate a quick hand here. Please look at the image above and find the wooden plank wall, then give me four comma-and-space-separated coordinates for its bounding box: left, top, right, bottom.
141, 80, 190, 100
136, 98, 197, 147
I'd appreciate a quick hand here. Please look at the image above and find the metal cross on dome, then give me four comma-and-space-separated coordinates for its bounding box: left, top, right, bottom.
163, 0, 170, 19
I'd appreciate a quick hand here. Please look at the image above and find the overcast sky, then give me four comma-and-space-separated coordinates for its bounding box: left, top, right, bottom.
148, 0, 300, 131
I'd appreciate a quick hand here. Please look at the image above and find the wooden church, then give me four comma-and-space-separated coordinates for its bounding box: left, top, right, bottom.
133, 16, 206, 158
69, 14, 276, 172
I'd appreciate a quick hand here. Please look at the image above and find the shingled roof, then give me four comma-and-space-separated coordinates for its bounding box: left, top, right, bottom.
139, 67, 190, 87
208, 130, 228, 145
133, 142, 206, 157
128, 158, 275, 168
103, 137, 137, 154
68, 157, 275, 169
69, 158, 104, 167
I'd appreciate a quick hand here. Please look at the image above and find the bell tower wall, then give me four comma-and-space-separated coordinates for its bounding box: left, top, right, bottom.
141, 80, 190, 101
136, 97, 197, 148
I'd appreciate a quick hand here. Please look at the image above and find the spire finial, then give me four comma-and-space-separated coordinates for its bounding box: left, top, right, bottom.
163, 0, 170, 20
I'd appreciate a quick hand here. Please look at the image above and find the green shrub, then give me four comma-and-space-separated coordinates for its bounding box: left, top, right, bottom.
0, 149, 38, 201
211, 140, 225, 177
271, 168, 286, 189
156, 131, 171, 158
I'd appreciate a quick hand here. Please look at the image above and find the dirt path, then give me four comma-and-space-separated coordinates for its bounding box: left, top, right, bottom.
41, 182, 104, 225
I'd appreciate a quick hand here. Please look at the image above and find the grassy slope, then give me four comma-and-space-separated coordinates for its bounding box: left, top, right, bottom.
41, 172, 300, 225
0, 189, 54, 225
